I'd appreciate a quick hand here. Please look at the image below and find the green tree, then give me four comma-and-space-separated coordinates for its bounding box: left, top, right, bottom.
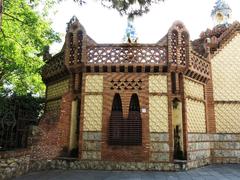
0, 0, 60, 96
0, 0, 2, 28
0, 0, 165, 29
98, 0, 165, 18
0, 0, 164, 95
62, 0, 165, 18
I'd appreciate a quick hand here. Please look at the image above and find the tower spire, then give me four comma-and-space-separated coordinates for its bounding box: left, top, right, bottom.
123, 18, 138, 43
211, 0, 232, 26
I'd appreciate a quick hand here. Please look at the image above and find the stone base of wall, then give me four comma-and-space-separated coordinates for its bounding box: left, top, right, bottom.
186, 158, 211, 169
1, 133, 240, 179
150, 133, 170, 163
29, 159, 182, 172
187, 133, 240, 169
0, 150, 30, 180
212, 134, 240, 164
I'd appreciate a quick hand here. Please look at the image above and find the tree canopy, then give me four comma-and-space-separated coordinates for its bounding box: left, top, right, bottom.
0, 0, 164, 96
65, 0, 164, 19
0, 0, 60, 96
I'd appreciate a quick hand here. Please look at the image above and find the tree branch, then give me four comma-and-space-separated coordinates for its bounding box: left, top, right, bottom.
3, 12, 24, 23
0, 28, 6, 39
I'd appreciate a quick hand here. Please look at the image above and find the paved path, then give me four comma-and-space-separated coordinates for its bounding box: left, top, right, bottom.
15, 164, 240, 180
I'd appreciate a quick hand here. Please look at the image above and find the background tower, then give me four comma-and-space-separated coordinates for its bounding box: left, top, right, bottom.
211, 0, 232, 26
123, 18, 138, 43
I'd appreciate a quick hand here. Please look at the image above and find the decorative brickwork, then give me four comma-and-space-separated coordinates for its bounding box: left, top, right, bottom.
170, 30, 178, 63
69, 33, 74, 65
215, 102, 240, 133
42, 52, 68, 82
186, 99, 206, 133
77, 30, 83, 63
31, 93, 72, 160
101, 73, 149, 162
110, 79, 142, 90
85, 75, 103, 93
45, 79, 70, 121
46, 79, 69, 100
188, 53, 210, 78
179, 32, 189, 66
168, 21, 189, 67
205, 69, 216, 133
149, 75, 167, 93
212, 33, 240, 101
5, 17, 240, 177
83, 95, 103, 131
149, 95, 168, 132
87, 45, 167, 64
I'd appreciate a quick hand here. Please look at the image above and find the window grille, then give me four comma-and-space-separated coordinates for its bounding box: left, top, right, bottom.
0, 97, 36, 151
108, 93, 142, 146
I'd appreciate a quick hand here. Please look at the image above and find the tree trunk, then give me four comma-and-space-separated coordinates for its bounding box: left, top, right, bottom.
0, 0, 2, 29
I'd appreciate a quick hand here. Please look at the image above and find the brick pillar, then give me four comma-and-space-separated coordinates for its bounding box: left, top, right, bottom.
205, 66, 216, 133
180, 74, 188, 160
205, 68, 216, 133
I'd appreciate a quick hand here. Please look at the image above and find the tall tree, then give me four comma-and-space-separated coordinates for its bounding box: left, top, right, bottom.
0, 0, 165, 30
63, 0, 165, 19
0, 0, 60, 96
0, 0, 164, 95
0, 0, 2, 29
99, 0, 164, 18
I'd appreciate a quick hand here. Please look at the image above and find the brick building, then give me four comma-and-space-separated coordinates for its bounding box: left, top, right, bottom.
1, 1, 240, 178
36, 1, 240, 169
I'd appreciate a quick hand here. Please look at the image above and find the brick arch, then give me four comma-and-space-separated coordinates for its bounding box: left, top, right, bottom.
102, 73, 149, 162
127, 93, 142, 145
108, 93, 123, 145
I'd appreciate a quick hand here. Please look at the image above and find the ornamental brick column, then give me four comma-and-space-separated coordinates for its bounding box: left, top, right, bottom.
205, 62, 216, 133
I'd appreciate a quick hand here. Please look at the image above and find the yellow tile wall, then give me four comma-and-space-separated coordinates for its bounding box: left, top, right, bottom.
149, 75, 167, 93
215, 103, 240, 133
186, 98, 206, 133
184, 78, 204, 100
212, 33, 240, 101
149, 95, 168, 132
85, 75, 103, 93
83, 95, 103, 131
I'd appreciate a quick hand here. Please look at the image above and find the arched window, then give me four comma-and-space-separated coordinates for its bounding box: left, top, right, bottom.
108, 93, 142, 146
126, 94, 142, 145
108, 93, 123, 145
112, 93, 122, 112
129, 93, 140, 112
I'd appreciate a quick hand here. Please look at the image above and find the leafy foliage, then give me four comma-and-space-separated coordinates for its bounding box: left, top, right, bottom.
0, 92, 45, 151
63, 0, 165, 19
0, 0, 60, 96
100, 0, 164, 18
0, 92, 45, 125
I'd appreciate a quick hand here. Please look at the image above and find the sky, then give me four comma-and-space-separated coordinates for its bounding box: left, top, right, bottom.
49, 0, 240, 54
